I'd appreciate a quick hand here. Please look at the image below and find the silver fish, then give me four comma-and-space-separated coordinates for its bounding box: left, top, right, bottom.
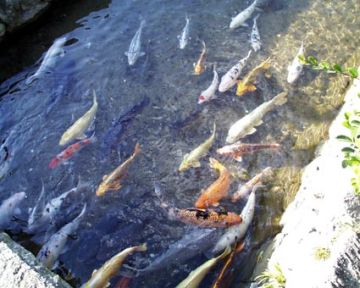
226, 92, 288, 143
212, 184, 258, 254
287, 42, 305, 84
0, 192, 26, 230
37, 204, 87, 269
250, 14, 261, 52
178, 15, 190, 49
26, 37, 67, 85
125, 20, 146, 66
218, 51, 252, 93
229, 0, 261, 30
27, 180, 46, 230
198, 64, 219, 104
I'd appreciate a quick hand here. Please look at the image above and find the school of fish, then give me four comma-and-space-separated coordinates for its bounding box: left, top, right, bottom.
0, 1, 313, 287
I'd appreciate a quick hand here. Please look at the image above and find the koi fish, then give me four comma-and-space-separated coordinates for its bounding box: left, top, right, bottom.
232, 167, 271, 202
250, 14, 261, 52
217, 142, 280, 162
212, 241, 245, 288
198, 63, 219, 104
96, 143, 141, 196
37, 204, 87, 269
236, 57, 271, 97
59, 90, 98, 146
195, 158, 231, 209
81, 244, 147, 288
0, 192, 26, 230
154, 182, 242, 228
194, 40, 206, 75
27, 180, 46, 230
179, 122, 216, 172
218, 51, 252, 93
50, 134, 96, 169
28, 178, 89, 233
26, 37, 67, 85
229, 0, 261, 30
176, 247, 232, 288
226, 92, 288, 144
212, 184, 259, 254
287, 42, 305, 84
125, 20, 146, 66
178, 15, 190, 49
115, 277, 131, 288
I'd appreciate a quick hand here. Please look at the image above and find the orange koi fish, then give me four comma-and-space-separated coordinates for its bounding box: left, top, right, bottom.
195, 158, 231, 209
96, 143, 141, 196
231, 167, 272, 202
212, 241, 245, 288
236, 58, 271, 97
154, 182, 241, 228
194, 40, 206, 75
49, 134, 96, 169
217, 142, 280, 162
175, 207, 242, 228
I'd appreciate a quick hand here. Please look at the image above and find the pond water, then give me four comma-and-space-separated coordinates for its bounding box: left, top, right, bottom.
0, 0, 359, 287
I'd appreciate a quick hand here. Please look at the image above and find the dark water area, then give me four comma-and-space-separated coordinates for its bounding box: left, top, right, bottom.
0, 0, 359, 287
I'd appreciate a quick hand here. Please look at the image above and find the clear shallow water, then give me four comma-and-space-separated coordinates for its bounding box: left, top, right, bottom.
0, 0, 359, 287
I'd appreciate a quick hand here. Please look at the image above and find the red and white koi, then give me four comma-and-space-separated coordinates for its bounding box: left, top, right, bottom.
198, 64, 219, 104
49, 134, 96, 169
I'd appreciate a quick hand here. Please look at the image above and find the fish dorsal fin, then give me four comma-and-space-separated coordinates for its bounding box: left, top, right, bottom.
233, 155, 243, 162
91, 269, 98, 277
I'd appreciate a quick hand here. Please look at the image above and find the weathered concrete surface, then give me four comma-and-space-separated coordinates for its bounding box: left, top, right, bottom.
0, 0, 53, 39
251, 75, 360, 287
0, 232, 72, 288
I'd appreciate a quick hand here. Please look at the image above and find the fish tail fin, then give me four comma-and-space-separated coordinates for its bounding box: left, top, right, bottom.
92, 90, 98, 105
273, 91, 288, 106
139, 16, 146, 27
77, 204, 87, 219
48, 157, 60, 169
212, 62, 217, 72
209, 157, 225, 172
216, 246, 232, 260
253, 14, 260, 22
136, 243, 147, 252
201, 39, 206, 51
133, 143, 141, 156
185, 13, 190, 21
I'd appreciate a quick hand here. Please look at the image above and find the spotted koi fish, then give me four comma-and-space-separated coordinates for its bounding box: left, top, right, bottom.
194, 40, 206, 75
217, 142, 280, 162
49, 134, 96, 169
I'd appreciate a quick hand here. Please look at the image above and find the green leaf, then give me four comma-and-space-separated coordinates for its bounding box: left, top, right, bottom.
344, 112, 351, 120
342, 160, 349, 168
332, 64, 343, 73
342, 120, 351, 129
336, 135, 353, 142
351, 120, 360, 126
342, 147, 355, 153
347, 67, 359, 79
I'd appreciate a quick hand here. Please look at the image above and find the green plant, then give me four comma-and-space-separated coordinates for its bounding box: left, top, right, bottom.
298, 55, 359, 79
314, 247, 331, 261
337, 110, 360, 195
255, 263, 286, 288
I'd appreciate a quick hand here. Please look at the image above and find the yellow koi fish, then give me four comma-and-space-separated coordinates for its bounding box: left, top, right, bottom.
176, 247, 231, 288
81, 244, 147, 288
96, 143, 141, 196
60, 90, 98, 146
194, 41, 206, 75
179, 123, 216, 172
236, 58, 271, 96
195, 158, 231, 209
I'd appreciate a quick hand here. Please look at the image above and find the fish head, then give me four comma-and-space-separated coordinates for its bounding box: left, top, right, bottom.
178, 154, 191, 172
59, 132, 72, 146
198, 94, 207, 104
96, 183, 108, 197
194, 65, 203, 75
11, 192, 27, 207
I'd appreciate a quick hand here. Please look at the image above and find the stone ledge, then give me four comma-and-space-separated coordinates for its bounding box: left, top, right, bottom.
0, 232, 71, 288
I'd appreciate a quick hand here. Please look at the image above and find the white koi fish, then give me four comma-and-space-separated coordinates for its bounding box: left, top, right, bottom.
0, 192, 26, 230
178, 15, 190, 49
125, 20, 146, 66
287, 42, 305, 84
229, 0, 261, 30
37, 204, 86, 269
198, 64, 219, 104
212, 184, 258, 254
26, 37, 67, 85
250, 14, 261, 52
59, 90, 98, 146
218, 50, 252, 93
226, 92, 288, 143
